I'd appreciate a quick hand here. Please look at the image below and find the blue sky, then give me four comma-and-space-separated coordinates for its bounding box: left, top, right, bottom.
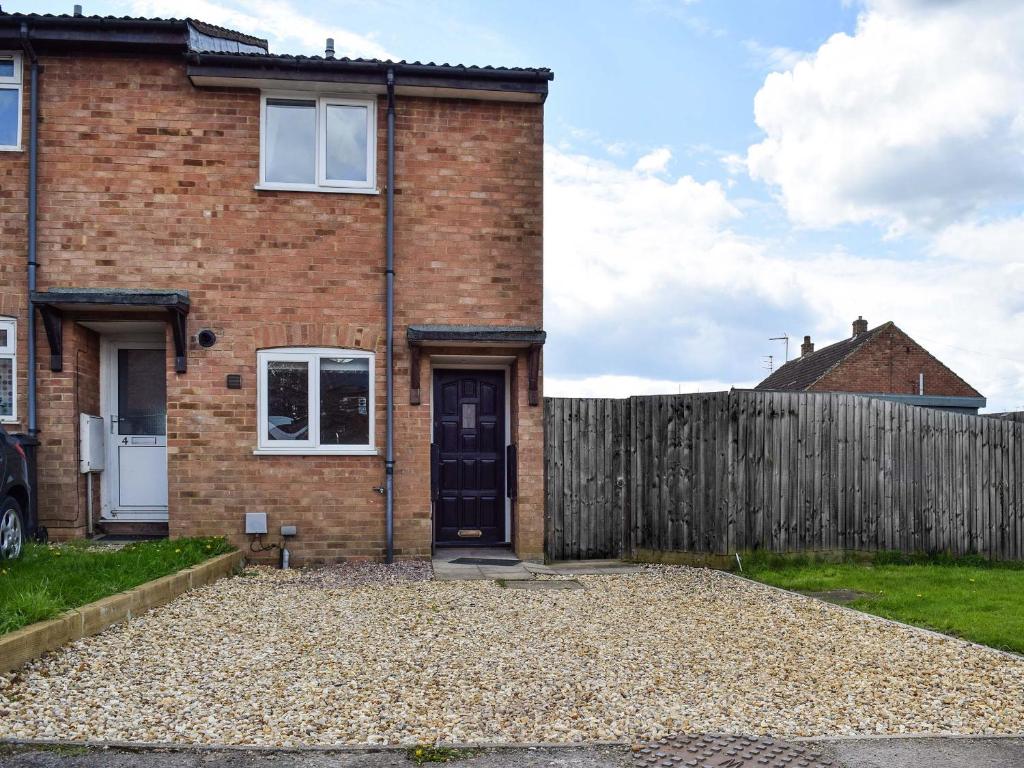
30, 0, 1024, 410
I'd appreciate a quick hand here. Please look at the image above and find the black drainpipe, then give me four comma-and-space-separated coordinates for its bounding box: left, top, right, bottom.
19, 23, 40, 526
384, 67, 396, 563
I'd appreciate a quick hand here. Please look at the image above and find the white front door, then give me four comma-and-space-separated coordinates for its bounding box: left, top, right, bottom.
103, 341, 168, 521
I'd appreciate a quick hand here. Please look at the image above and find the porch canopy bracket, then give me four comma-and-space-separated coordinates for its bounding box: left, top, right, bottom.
406, 324, 546, 406
31, 288, 191, 373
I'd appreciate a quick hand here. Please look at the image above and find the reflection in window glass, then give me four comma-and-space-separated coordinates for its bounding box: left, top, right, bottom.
0, 60, 13, 77
320, 357, 369, 445
0, 358, 11, 418
0, 89, 18, 147
264, 99, 316, 184
267, 360, 309, 441
117, 349, 167, 436
324, 104, 368, 182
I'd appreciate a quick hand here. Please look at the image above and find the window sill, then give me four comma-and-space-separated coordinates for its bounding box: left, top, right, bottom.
254, 184, 379, 195
253, 447, 378, 457
0, 146, 22, 152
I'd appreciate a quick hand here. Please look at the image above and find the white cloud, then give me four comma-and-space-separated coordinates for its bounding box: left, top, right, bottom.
544, 145, 780, 330
544, 142, 1024, 410
743, 40, 807, 73
545, 375, 749, 399
632, 147, 673, 175
746, 0, 1024, 233
129, 0, 394, 58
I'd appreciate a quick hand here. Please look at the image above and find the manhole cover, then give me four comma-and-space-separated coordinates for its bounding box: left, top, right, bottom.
632, 734, 834, 767
449, 557, 522, 566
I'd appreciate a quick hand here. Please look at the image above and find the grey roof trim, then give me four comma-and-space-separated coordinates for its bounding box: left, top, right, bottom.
407, 325, 546, 345
186, 53, 552, 100
32, 288, 190, 310
869, 393, 987, 409
747, 388, 986, 409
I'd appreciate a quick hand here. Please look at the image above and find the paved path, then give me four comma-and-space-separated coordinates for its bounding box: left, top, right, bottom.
2, 738, 1024, 767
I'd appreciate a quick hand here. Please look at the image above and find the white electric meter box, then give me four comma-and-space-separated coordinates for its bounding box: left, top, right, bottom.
79, 414, 105, 474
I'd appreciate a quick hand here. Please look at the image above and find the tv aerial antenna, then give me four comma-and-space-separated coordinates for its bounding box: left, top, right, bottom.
769, 334, 790, 362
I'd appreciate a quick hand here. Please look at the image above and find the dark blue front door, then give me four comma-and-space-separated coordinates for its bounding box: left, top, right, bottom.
433, 370, 505, 546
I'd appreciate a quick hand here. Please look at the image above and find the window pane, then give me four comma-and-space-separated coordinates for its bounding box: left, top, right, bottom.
0, 327, 8, 348
267, 360, 309, 441
325, 104, 368, 182
320, 357, 369, 445
265, 99, 315, 184
0, 357, 12, 419
0, 89, 18, 147
0, 60, 13, 78
117, 349, 167, 436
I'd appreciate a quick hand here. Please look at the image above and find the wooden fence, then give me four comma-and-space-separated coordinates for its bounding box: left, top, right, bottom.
544, 391, 1024, 561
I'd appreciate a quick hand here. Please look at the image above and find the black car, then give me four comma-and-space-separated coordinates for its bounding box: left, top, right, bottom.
0, 425, 33, 560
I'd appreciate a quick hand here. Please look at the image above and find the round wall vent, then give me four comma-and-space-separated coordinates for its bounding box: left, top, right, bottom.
197, 329, 217, 348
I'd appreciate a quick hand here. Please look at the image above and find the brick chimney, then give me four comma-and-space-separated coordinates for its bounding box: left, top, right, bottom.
801, 335, 814, 356
852, 316, 868, 337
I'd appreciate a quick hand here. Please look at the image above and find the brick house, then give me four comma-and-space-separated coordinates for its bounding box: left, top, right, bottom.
755, 316, 986, 413
0, 11, 552, 562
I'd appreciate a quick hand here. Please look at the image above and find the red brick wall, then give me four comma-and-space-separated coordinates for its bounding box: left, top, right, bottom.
811, 324, 981, 398
0, 52, 545, 561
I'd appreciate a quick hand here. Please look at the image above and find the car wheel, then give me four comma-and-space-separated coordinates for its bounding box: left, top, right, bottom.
0, 496, 25, 560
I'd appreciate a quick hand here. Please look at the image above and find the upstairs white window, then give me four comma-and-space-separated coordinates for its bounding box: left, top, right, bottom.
0, 52, 22, 151
0, 318, 16, 422
259, 94, 376, 193
256, 348, 375, 455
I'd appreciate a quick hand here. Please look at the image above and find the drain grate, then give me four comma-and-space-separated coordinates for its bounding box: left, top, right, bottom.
632, 734, 834, 767
449, 557, 522, 566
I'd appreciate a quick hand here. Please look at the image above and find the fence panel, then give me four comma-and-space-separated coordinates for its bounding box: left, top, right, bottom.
544, 391, 1024, 560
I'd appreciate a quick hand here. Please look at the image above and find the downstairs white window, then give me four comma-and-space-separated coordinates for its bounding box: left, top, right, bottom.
256, 348, 374, 454
0, 318, 15, 422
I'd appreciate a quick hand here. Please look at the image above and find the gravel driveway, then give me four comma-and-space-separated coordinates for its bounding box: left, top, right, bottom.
1, 565, 1023, 747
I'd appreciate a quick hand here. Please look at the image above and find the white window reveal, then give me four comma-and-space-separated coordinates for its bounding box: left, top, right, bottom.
256, 348, 375, 455
0, 52, 23, 151
0, 318, 16, 422
259, 94, 376, 193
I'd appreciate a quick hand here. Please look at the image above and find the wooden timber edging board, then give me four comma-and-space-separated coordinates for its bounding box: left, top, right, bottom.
0, 550, 244, 673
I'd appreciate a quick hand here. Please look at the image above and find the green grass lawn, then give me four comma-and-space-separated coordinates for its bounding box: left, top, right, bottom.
0, 537, 234, 634
742, 552, 1024, 655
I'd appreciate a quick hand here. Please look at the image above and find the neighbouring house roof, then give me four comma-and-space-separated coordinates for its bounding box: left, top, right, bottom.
0, 11, 553, 100
756, 322, 888, 391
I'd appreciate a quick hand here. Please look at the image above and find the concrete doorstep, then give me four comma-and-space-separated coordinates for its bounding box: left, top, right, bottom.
0, 550, 244, 674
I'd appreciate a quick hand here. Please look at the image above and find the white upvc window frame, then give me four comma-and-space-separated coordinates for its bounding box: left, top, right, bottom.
257, 92, 377, 194
0, 317, 17, 423
255, 347, 376, 456
0, 51, 23, 152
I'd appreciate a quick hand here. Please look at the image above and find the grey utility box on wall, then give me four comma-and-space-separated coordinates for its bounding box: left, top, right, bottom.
245, 512, 268, 535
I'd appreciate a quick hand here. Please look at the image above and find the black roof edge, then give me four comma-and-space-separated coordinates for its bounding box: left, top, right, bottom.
185, 51, 553, 84
0, 14, 265, 51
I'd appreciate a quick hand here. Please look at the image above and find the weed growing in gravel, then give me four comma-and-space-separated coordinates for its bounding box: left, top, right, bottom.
407, 746, 481, 764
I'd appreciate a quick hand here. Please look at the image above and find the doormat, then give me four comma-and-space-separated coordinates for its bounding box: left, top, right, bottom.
632, 734, 835, 767
449, 557, 522, 566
